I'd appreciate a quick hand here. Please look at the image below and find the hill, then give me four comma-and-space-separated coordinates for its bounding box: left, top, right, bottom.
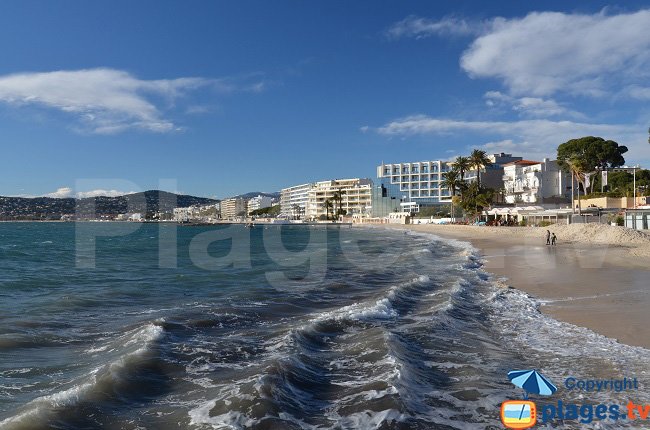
231, 191, 280, 200
0, 190, 218, 220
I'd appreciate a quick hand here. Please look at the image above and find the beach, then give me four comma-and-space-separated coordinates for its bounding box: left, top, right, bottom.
379, 223, 650, 349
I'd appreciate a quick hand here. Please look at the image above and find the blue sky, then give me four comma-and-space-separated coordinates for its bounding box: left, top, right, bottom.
1, 1, 649, 199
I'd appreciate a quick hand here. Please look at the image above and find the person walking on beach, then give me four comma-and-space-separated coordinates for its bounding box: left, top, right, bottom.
545, 230, 551, 245
551, 233, 557, 246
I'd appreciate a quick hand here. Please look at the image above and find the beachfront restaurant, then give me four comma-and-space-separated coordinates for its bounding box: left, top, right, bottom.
484, 206, 545, 224
625, 208, 650, 230
521, 208, 574, 226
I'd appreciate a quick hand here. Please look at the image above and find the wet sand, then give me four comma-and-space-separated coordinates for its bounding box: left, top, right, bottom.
378, 224, 650, 349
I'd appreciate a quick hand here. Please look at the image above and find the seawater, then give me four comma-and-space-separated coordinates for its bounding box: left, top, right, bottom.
0, 222, 648, 429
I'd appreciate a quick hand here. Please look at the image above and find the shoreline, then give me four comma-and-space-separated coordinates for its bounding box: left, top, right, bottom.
375, 223, 650, 349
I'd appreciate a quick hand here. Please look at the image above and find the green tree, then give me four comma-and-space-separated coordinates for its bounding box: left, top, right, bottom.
557, 136, 628, 194
453, 156, 472, 182
324, 198, 333, 221
469, 149, 493, 189
459, 182, 495, 220
332, 190, 346, 218
442, 169, 462, 197
442, 169, 463, 219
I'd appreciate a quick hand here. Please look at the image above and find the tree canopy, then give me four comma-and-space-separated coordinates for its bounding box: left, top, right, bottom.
557, 136, 627, 173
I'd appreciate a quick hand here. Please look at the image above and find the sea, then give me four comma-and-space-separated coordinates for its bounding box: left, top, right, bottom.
0, 222, 648, 429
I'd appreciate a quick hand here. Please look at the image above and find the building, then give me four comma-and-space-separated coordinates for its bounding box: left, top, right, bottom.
173, 204, 220, 222
502, 159, 570, 205
376, 153, 523, 213
305, 178, 372, 219
471, 153, 523, 189
376, 160, 456, 212
128, 213, 143, 222
280, 183, 313, 219
220, 198, 247, 219
370, 181, 404, 218
625, 208, 650, 230
247, 195, 274, 215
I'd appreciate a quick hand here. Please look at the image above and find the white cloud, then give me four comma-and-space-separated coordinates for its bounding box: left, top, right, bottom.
44, 187, 74, 198
386, 15, 480, 39
0, 68, 265, 134
43, 187, 136, 198
622, 85, 650, 100
460, 9, 650, 96
483, 91, 584, 119
367, 114, 649, 163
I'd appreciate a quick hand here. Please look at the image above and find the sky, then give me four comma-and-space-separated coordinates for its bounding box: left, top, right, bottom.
1, 1, 649, 199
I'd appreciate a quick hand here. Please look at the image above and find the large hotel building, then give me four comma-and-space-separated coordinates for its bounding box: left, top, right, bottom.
280, 179, 372, 219
375, 153, 523, 213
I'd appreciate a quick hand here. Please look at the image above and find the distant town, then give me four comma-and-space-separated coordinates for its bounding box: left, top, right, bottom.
2, 137, 649, 230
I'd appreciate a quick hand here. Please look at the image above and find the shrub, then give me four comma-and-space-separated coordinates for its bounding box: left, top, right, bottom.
538, 220, 554, 227
519, 219, 527, 226
616, 216, 624, 226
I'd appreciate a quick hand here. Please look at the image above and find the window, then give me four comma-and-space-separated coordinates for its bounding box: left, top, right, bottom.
422, 165, 429, 173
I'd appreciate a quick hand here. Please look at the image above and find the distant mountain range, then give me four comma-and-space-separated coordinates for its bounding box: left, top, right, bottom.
0, 190, 218, 220
230, 191, 280, 200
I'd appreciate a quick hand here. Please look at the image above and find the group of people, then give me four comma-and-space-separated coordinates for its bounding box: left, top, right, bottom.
545, 230, 557, 246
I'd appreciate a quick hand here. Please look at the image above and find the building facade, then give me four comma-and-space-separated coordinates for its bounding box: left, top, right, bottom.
220, 198, 247, 219
376, 153, 525, 213
280, 183, 313, 219
472, 153, 523, 189
305, 178, 372, 219
247, 195, 274, 215
376, 160, 456, 211
502, 159, 570, 204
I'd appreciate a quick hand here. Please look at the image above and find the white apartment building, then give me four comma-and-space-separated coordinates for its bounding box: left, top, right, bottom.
173, 204, 219, 222
377, 160, 457, 209
502, 159, 569, 204
280, 183, 312, 219
220, 198, 247, 219
247, 195, 274, 215
306, 178, 372, 219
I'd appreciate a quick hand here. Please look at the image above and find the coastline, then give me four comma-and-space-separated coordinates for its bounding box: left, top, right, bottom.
374, 223, 650, 349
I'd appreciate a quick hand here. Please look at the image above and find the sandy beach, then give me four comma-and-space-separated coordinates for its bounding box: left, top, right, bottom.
378, 223, 650, 349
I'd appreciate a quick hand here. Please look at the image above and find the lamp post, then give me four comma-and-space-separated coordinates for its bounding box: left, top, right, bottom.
634, 165, 638, 209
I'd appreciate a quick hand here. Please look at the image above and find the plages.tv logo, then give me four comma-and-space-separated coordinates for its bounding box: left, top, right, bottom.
501, 369, 557, 429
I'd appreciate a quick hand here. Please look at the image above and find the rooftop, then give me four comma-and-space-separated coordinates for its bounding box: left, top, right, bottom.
502, 160, 541, 167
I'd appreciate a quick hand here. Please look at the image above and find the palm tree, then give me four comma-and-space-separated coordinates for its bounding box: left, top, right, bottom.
454, 156, 472, 182
291, 204, 301, 220
567, 156, 588, 215
332, 189, 346, 218
324, 198, 333, 221
469, 149, 492, 189
442, 169, 461, 196
442, 169, 463, 220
